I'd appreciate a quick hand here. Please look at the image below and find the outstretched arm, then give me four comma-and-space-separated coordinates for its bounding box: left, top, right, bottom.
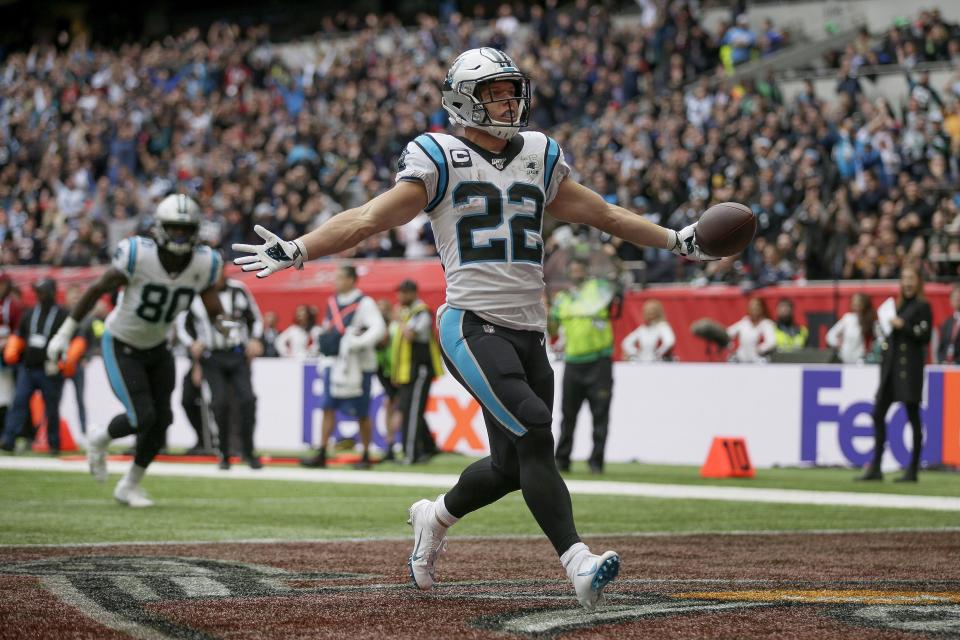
233, 181, 428, 278
546, 179, 715, 260
47, 267, 126, 362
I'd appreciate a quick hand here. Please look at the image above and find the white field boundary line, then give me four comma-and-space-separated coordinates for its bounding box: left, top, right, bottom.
1, 457, 959, 512
1, 527, 959, 550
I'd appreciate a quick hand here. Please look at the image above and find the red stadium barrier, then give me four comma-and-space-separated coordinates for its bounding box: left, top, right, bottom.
3, 262, 953, 362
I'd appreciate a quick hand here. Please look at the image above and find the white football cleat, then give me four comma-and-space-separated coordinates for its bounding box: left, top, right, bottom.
87, 436, 108, 483
407, 499, 447, 590
571, 550, 620, 610
114, 482, 155, 508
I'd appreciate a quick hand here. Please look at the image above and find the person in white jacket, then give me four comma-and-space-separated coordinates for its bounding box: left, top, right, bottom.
826, 293, 875, 364
728, 298, 777, 363
621, 300, 676, 362
301, 265, 385, 469
274, 305, 314, 357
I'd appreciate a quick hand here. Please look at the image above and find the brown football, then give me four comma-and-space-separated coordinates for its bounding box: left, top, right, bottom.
696, 202, 757, 257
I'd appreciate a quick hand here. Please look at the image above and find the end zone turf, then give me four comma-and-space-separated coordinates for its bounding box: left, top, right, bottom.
1, 531, 957, 639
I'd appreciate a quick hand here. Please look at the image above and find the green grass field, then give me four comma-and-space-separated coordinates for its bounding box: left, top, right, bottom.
2, 464, 958, 545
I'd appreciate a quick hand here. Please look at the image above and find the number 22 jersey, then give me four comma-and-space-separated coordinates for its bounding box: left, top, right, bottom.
395, 131, 570, 332
105, 236, 223, 349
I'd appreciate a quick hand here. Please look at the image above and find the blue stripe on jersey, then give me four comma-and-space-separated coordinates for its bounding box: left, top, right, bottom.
413, 134, 448, 212
207, 249, 221, 289
101, 330, 138, 428
438, 308, 527, 436
127, 237, 138, 276
544, 137, 560, 195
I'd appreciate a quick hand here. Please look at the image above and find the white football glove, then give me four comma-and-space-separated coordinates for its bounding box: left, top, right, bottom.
670, 223, 719, 262
232, 225, 307, 278
46, 317, 77, 364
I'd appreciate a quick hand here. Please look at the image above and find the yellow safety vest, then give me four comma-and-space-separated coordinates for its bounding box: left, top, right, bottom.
550, 279, 615, 363
390, 302, 443, 384
774, 324, 808, 352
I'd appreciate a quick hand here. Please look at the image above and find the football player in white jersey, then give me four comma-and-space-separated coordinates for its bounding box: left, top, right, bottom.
47, 194, 231, 508
232, 47, 715, 609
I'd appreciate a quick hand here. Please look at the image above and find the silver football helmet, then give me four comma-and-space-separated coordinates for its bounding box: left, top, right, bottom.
154, 194, 200, 255
441, 47, 530, 140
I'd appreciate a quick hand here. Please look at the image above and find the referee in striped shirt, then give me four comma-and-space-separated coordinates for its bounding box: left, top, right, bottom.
176, 270, 264, 469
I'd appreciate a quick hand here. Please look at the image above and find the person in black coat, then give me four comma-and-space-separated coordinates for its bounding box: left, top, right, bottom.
937, 284, 960, 364
858, 265, 931, 483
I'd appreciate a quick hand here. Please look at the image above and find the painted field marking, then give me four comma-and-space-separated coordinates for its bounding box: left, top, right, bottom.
0, 527, 958, 549
1, 457, 959, 511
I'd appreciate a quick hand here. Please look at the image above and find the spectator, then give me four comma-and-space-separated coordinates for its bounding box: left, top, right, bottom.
826, 293, 876, 364
274, 305, 314, 357
621, 299, 676, 362
937, 284, 960, 364
728, 298, 776, 363
261, 311, 280, 358
721, 14, 757, 68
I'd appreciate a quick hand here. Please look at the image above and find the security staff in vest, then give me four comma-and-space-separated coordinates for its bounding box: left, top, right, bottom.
858, 265, 931, 483
391, 279, 443, 464
176, 269, 264, 470
549, 259, 616, 474
0, 279, 71, 454
773, 298, 809, 353
301, 265, 385, 469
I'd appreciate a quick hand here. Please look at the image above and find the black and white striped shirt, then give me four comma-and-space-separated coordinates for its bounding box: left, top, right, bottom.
176, 278, 263, 351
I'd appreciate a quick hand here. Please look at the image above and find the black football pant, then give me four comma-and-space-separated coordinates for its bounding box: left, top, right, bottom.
102, 332, 175, 469
202, 350, 257, 460
555, 356, 613, 470
398, 360, 437, 462
438, 308, 580, 556
181, 367, 212, 450
871, 379, 923, 470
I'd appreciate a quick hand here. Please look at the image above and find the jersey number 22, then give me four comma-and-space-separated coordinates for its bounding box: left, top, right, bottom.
455, 182, 544, 265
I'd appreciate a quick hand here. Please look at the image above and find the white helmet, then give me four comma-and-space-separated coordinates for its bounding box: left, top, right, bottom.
154, 194, 200, 255
441, 47, 530, 140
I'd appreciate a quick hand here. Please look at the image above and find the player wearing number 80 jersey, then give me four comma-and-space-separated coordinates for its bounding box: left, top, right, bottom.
231, 47, 719, 609
46, 194, 230, 508
106, 236, 221, 349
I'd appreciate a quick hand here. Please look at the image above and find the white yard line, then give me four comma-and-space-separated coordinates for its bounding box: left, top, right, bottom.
1, 457, 959, 512
2, 527, 959, 550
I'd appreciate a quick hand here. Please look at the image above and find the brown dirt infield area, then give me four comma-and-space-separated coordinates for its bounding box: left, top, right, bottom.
0, 531, 958, 639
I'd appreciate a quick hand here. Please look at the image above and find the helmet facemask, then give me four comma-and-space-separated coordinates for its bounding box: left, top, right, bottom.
467, 76, 530, 130
443, 67, 531, 140
155, 222, 199, 255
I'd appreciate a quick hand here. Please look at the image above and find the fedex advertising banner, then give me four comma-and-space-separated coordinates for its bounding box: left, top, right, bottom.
60, 359, 959, 469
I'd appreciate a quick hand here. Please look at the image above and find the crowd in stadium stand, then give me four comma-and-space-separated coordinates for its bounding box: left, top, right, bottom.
0, 1, 958, 286
825, 9, 960, 72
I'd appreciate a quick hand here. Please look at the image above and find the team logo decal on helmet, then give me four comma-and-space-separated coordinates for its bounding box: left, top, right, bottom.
154, 194, 201, 255
442, 48, 531, 140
